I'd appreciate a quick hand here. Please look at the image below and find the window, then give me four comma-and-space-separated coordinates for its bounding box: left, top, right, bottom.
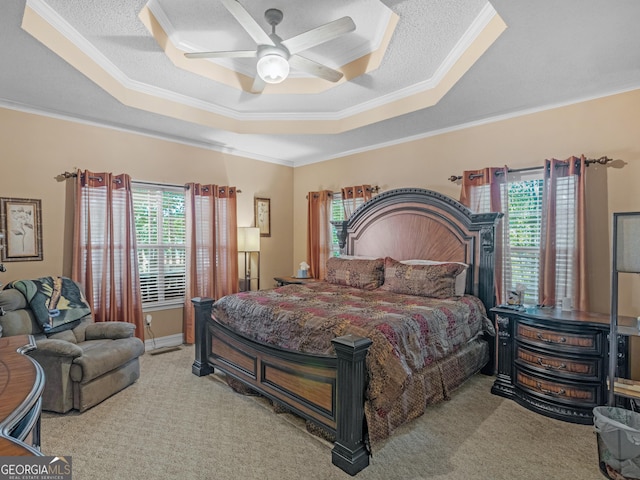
471, 170, 574, 306
329, 192, 345, 257
329, 192, 367, 257
132, 184, 186, 308
503, 173, 544, 304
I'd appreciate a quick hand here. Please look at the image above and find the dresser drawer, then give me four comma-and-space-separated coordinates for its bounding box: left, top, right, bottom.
515, 345, 601, 381
515, 369, 601, 406
492, 306, 611, 424
516, 323, 602, 355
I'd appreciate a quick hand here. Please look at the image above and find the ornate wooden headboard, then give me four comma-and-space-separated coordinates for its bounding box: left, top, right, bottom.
334, 188, 502, 313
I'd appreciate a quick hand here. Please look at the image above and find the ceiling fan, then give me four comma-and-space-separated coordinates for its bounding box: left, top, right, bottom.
184, 0, 356, 93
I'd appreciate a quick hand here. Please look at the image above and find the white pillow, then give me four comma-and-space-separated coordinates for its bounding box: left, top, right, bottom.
338, 254, 381, 260
400, 259, 468, 296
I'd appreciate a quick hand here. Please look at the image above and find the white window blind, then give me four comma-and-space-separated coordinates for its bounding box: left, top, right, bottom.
132, 184, 186, 308
329, 192, 366, 256
504, 172, 544, 304
330, 192, 344, 257
551, 175, 576, 301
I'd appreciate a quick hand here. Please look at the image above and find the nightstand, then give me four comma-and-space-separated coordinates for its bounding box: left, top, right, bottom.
491, 305, 630, 424
274, 276, 321, 287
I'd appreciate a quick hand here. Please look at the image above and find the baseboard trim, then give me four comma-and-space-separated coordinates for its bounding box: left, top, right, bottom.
145, 333, 184, 353
148, 345, 182, 355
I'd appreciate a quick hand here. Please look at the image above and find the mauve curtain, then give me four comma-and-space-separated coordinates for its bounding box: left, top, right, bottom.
184, 184, 238, 344
539, 155, 588, 310
459, 167, 509, 304
72, 169, 144, 340
341, 185, 372, 219
459, 168, 506, 214
307, 190, 333, 280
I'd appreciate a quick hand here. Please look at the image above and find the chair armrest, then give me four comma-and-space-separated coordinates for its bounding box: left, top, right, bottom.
34, 338, 83, 358
85, 321, 135, 340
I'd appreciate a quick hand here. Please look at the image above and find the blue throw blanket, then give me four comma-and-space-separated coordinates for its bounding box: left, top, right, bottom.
8, 276, 91, 333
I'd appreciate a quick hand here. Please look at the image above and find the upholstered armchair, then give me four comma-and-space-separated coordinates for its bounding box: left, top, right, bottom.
0, 283, 144, 413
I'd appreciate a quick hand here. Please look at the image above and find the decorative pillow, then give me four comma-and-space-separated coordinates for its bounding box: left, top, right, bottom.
400, 259, 468, 296
325, 257, 384, 290
382, 257, 466, 298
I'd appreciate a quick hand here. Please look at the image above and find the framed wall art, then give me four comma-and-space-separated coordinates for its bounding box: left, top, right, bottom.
254, 197, 271, 237
0, 197, 43, 261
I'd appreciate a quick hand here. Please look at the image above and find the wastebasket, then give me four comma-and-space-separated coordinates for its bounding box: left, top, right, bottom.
594, 406, 640, 479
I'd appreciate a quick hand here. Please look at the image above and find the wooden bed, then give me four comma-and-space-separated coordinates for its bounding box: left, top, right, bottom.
191, 188, 501, 475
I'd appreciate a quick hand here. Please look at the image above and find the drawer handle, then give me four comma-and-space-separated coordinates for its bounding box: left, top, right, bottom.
537, 357, 566, 370
536, 382, 565, 397
536, 332, 566, 343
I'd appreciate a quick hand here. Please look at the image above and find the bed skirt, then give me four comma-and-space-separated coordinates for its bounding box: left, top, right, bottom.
365, 337, 489, 447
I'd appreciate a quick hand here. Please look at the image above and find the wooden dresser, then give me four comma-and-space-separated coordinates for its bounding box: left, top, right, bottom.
491, 306, 629, 424
0, 335, 45, 455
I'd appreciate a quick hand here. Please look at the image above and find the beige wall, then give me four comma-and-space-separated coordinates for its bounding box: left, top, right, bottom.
0, 107, 293, 341
3, 88, 640, 361
294, 88, 640, 318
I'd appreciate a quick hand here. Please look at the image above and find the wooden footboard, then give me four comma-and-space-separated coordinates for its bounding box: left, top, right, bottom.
191, 297, 372, 476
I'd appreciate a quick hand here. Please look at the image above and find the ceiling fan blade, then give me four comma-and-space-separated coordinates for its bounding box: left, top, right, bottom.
281, 17, 355, 55
184, 50, 257, 59
250, 75, 266, 94
220, 0, 274, 46
289, 55, 344, 82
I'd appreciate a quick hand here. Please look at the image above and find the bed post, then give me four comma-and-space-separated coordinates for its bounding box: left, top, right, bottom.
331, 334, 373, 476
478, 222, 498, 375
191, 297, 214, 377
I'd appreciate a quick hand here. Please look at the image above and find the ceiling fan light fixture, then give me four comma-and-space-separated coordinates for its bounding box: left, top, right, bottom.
257, 54, 290, 84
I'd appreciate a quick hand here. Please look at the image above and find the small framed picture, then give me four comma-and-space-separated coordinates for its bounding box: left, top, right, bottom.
255, 197, 271, 237
506, 289, 524, 306
0, 197, 43, 262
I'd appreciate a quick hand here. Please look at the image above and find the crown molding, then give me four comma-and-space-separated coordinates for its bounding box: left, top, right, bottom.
2, 84, 638, 168
23, 0, 501, 129
0, 98, 294, 167
292, 84, 640, 167
333, 2, 500, 120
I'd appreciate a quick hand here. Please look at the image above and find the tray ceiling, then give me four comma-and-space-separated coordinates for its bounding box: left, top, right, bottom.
2, 1, 640, 166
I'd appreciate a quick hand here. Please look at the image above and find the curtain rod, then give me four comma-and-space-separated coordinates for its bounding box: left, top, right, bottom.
306, 185, 380, 199
447, 156, 612, 182
57, 171, 123, 184
133, 179, 187, 189
57, 171, 242, 192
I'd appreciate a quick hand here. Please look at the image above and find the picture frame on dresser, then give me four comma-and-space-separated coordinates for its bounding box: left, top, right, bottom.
0, 197, 43, 262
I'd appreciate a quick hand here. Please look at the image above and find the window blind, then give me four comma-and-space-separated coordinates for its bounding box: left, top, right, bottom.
505, 175, 544, 304
329, 192, 366, 256
551, 175, 576, 301
469, 170, 574, 306
132, 184, 186, 307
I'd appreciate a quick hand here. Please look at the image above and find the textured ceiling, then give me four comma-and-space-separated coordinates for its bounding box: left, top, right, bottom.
147, 0, 395, 88
2, 1, 640, 166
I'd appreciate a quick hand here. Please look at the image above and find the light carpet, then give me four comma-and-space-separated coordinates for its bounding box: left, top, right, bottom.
40, 346, 604, 480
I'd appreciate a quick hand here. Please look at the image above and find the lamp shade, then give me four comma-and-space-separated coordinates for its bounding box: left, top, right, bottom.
615, 213, 640, 272
238, 227, 261, 252
257, 54, 290, 84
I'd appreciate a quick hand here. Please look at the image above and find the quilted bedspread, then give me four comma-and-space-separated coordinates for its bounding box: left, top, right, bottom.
211, 282, 494, 444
